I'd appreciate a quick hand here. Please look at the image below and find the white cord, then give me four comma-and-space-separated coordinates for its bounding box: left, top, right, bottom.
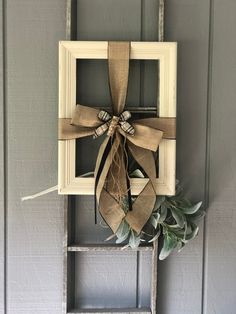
21, 185, 58, 201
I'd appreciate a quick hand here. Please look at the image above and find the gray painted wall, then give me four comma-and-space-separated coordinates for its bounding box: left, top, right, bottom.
1, 0, 236, 313
0, 0, 5, 312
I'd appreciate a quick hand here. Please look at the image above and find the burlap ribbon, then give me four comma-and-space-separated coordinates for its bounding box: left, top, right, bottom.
59, 42, 176, 234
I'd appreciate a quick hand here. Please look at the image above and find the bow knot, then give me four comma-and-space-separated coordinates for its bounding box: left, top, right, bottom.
94, 110, 135, 138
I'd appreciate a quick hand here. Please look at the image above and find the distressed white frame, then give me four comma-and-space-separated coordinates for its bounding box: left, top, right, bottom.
58, 41, 177, 195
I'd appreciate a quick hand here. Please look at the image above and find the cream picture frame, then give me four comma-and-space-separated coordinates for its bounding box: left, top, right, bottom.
58, 41, 177, 195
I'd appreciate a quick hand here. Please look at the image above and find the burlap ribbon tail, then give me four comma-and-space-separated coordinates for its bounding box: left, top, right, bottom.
59, 41, 176, 234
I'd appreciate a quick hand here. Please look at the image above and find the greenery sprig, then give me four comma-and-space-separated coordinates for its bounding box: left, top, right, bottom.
108, 182, 205, 260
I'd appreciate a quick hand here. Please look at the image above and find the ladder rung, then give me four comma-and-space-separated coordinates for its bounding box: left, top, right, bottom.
68, 308, 151, 314
67, 244, 153, 252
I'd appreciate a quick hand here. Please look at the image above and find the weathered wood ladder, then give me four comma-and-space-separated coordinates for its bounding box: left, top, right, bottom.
63, 197, 158, 314
63, 1, 165, 313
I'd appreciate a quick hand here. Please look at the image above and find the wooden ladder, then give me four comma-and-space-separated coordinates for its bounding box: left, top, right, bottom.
63, 1, 165, 313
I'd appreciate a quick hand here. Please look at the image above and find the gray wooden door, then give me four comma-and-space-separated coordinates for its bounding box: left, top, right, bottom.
1, 0, 236, 313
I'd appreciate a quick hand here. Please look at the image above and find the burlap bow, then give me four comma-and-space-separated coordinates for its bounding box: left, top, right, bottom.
59, 41, 176, 234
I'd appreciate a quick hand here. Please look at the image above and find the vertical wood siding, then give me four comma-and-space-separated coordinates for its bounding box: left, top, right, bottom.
4, 1, 66, 313
0, 0, 236, 313
204, 1, 236, 313
0, 0, 5, 313
158, 1, 211, 313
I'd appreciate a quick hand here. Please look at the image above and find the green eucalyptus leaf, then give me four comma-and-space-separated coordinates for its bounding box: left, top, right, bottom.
150, 213, 161, 229
130, 169, 145, 178
159, 232, 178, 260
129, 230, 141, 249
154, 196, 165, 211
176, 240, 182, 251
112, 182, 204, 258
116, 234, 130, 244
171, 229, 185, 240
183, 221, 189, 240
184, 222, 199, 242
166, 224, 182, 230
153, 212, 161, 221
166, 224, 185, 240
188, 209, 206, 223
159, 204, 168, 222
181, 202, 202, 215
176, 240, 185, 252
170, 207, 185, 228
166, 224, 186, 241
178, 198, 192, 207
116, 221, 130, 243
148, 228, 161, 243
